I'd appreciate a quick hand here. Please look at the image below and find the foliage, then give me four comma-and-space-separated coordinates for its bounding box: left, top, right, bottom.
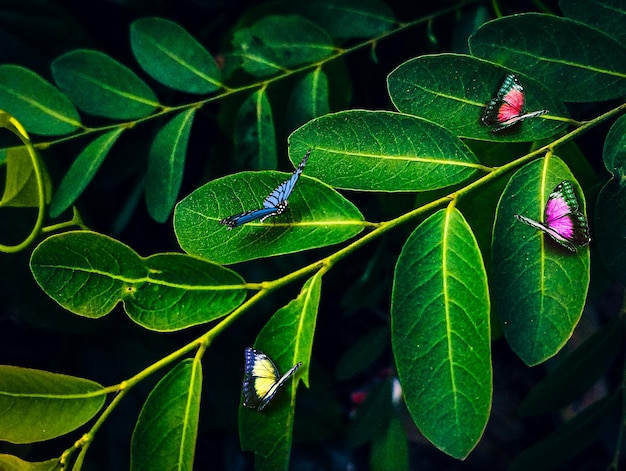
0, 0, 625, 470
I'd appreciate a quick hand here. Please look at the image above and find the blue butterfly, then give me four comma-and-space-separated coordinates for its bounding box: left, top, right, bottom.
220, 149, 311, 229
242, 347, 302, 411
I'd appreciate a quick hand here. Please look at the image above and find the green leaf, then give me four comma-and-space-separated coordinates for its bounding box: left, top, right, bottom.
146, 109, 195, 223
519, 318, 622, 415
130, 17, 222, 94
595, 180, 626, 282
288, 110, 483, 191
174, 166, 364, 264
49, 129, 124, 218
29, 231, 247, 331
51, 49, 160, 119
391, 207, 491, 459
509, 394, 619, 471
131, 359, 202, 471
0, 65, 81, 136
469, 13, 626, 102
239, 272, 321, 470
561, 0, 626, 44
0, 145, 51, 208
287, 68, 330, 131
0, 365, 105, 443
387, 53, 568, 141
0, 454, 61, 471
234, 89, 276, 170
232, 15, 335, 77
370, 415, 409, 471
291, 0, 395, 40
491, 156, 590, 365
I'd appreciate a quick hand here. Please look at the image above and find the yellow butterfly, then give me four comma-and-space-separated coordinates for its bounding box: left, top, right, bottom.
242, 347, 302, 411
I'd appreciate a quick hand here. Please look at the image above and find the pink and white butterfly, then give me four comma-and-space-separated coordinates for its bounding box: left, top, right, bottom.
514, 181, 591, 253
482, 73, 548, 132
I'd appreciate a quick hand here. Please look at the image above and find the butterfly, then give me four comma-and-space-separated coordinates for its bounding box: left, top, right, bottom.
514, 180, 591, 252
220, 149, 311, 229
481, 73, 548, 132
242, 347, 303, 411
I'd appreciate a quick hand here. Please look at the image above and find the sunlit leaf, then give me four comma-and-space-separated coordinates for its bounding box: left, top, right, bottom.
30, 231, 246, 331
0, 366, 105, 443
392, 207, 491, 459
174, 167, 364, 264
239, 272, 321, 470
131, 359, 202, 471
491, 156, 590, 365
387, 53, 568, 141
288, 110, 484, 191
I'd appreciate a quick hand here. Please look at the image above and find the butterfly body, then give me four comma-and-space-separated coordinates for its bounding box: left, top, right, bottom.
242, 347, 302, 411
220, 150, 311, 229
515, 181, 591, 252
482, 73, 548, 132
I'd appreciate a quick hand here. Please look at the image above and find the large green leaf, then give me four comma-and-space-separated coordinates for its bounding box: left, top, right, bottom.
560, 0, 626, 44
131, 359, 202, 471
174, 165, 364, 264
146, 109, 195, 223
234, 89, 276, 170
0, 366, 105, 443
131, 17, 222, 94
52, 49, 160, 119
239, 272, 321, 471
232, 15, 335, 77
29, 231, 246, 331
49, 129, 124, 218
391, 207, 491, 459
0, 65, 81, 136
469, 13, 626, 102
288, 110, 483, 191
290, 0, 395, 40
387, 53, 568, 141
491, 156, 590, 365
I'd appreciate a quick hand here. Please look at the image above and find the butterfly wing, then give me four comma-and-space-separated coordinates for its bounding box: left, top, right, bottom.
514, 181, 590, 252
219, 207, 280, 229
263, 149, 311, 209
482, 74, 548, 132
242, 348, 302, 411
542, 181, 591, 250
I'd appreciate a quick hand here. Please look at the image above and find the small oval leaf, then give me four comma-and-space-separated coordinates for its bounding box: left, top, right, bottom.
52, 49, 160, 119
146, 109, 196, 223
131, 17, 222, 94
0, 65, 81, 136
234, 89, 276, 170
